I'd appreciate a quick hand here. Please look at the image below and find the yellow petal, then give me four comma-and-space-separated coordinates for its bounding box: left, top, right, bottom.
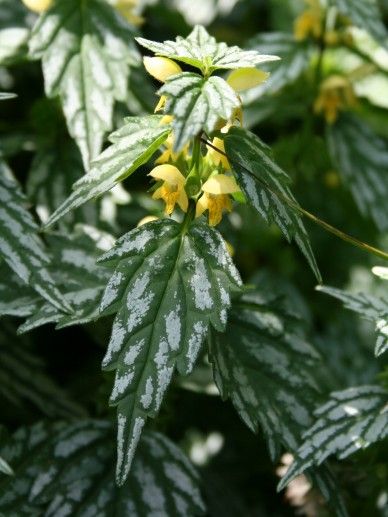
177, 189, 189, 213
154, 96, 167, 113
202, 174, 240, 195
195, 194, 208, 218
143, 57, 182, 83
227, 68, 269, 92
22, 0, 53, 12
137, 215, 159, 227
207, 137, 230, 170
149, 164, 185, 186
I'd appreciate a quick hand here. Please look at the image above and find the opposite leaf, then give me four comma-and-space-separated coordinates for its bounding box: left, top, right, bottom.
0, 160, 70, 312
279, 385, 388, 489
224, 127, 320, 280
98, 219, 241, 485
327, 114, 388, 232
45, 115, 170, 228
159, 72, 239, 152
0, 420, 205, 516
318, 285, 388, 357
29, 0, 139, 168
137, 24, 279, 75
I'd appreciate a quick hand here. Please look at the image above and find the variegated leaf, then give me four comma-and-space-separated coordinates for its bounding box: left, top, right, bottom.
224, 126, 320, 280
243, 33, 313, 104
98, 219, 241, 484
159, 72, 240, 151
0, 92, 16, 100
18, 228, 114, 333
0, 261, 39, 317
0, 456, 12, 476
0, 420, 206, 516
44, 115, 170, 228
0, 28, 29, 65
137, 24, 279, 74
327, 114, 388, 232
334, 0, 388, 48
318, 285, 388, 357
279, 386, 388, 489
0, 160, 70, 313
28, 0, 139, 168
0, 321, 85, 418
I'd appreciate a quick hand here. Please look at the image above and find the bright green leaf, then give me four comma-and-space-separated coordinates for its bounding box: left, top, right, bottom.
44, 115, 170, 229
224, 127, 320, 280
29, 0, 139, 168
98, 218, 241, 484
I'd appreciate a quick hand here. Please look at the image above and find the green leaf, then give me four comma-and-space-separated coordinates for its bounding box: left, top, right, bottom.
0, 261, 39, 318
224, 127, 320, 280
136, 24, 279, 74
318, 285, 388, 357
98, 219, 241, 484
159, 72, 240, 151
0, 160, 71, 313
18, 228, 114, 333
0, 92, 16, 100
334, 0, 388, 48
29, 0, 139, 168
0, 420, 206, 516
27, 134, 98, 229
0, 28, 29, 65
209, 288, 321, 459
209, 279, 348, 517
243, 33, 313, 103
44, 115, 170, 228
0, 321, 85, 418
327, 114, 388, 232
278, 385, 388, 489
0, 456, 13, 476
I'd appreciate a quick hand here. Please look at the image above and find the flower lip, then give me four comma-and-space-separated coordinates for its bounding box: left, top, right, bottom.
143, 56, 182, 83
227, 68, 269, 93
201, 174, 240, 195
148, 164, 186, 185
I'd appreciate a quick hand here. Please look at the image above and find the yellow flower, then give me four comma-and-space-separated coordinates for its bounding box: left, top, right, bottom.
112, 0, 144, 26
149, 164, 188, 215
21, 0, 53, 13
143, 57, 182, 83
314, 75, 357, 124
195, 174, 240, 226
294, 0, 323, 41
227, 68, 269, 93
207, 137, 230, 170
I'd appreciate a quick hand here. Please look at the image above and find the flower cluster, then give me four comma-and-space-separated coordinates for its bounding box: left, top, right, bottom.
143, 56, 268, 226
314, 75, 357, 123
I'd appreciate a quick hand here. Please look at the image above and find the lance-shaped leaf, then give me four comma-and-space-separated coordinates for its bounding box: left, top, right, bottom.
98, 219, 241, 485
159, 72, 240, 151
29, 0, 139, 167
0, 160, 70, 312
0, 261, 39, 317
137, 24, 279, 74
209, 286, 347, 517
27, 135, 98, 229
334, 0, 388, 48
243, 33, 313, 103
0, 92, 16, 100
0, 322, 85, 418
224, 127, 320, 280
0, 456, 12, 476
318, 285, 388, 357
45, 115, 171, 228
0, 420, 206, 516
327, 114, 388, 232
18, 228, 114, 333
279, 385, 388, 489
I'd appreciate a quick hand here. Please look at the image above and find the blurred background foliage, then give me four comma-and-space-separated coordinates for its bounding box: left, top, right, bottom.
0, 0, 387, 515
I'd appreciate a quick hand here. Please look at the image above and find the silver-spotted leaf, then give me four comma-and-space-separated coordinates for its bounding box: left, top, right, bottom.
279, 385, 388, 489
137, 24, 279, 74
159, 72, 240, 151
334, 0, 388, 48
44, 115, 170, 228
18, 228, 114, 333
98, 218, 242, 484
0, 322, 85, 418
224, 126, 320, 280
0, 160, 70, 313
0, 261, 39, 317
318, 285, 388, 357
28, 0, 139, 167
0, 420, 206, 516
327, 114, 388, 232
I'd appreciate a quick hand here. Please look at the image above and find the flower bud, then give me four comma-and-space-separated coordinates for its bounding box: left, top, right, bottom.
143, 57, 182, 83
22, 0, 53, 13
227, 68, 269, 92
